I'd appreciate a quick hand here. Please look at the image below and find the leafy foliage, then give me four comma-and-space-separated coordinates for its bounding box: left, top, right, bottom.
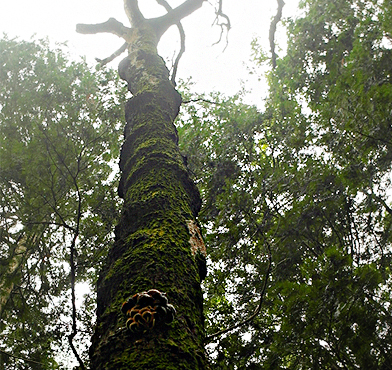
0, 36, 126, 368
2, 0, 392, 367
178, 0, 392, 368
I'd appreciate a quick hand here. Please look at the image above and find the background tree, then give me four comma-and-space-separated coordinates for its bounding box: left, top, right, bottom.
0, 36, 125, 368
178, 0, 392, 368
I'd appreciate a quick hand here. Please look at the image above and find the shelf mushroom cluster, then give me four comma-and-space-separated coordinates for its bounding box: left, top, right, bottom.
121, 289, 176, 334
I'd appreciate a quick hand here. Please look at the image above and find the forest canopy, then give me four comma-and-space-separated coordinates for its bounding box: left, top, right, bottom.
1, 0, 392, 368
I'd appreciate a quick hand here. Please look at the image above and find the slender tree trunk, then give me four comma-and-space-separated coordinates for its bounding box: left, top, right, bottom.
0, 242, 26, 316
0, 232, 38, 317
88, 20, 208, 369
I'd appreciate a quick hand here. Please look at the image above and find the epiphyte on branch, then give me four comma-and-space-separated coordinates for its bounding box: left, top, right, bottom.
121, 289, 176, 334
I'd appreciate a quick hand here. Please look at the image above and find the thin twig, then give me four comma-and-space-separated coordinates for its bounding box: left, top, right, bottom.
182, 97, 223, 105
27, 221, 75, 232
371, 194, 392, 216
0, 348, 44, 365
205, 240, 272, 342
212, 0, 231, 50
68, 231, 85, 370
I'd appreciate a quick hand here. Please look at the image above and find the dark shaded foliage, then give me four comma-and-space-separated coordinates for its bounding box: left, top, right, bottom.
0, 36, 125, 368
178, 0, 392, 368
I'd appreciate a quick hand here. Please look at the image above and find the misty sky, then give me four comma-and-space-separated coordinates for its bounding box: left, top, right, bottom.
0, 0, 301, 105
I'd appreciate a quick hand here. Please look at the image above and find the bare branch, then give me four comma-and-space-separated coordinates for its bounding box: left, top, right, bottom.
27, 221, 75, 232
212, 0, 231, 49
156, 0, 186, 84
124, 0, 145, 26
269, 0, 285, 68
171, 27, 185, 84
76, 18, 131, 40
96, 42, 128, 66
153, 0, 206, 38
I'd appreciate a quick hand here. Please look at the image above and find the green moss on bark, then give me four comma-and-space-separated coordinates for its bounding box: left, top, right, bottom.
89, 39, 207, 369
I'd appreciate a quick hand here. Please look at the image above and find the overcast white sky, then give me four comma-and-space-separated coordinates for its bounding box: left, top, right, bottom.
0, 0, 301, 106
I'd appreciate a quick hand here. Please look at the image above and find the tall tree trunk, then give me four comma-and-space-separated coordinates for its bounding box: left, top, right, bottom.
88, 12, 208, 370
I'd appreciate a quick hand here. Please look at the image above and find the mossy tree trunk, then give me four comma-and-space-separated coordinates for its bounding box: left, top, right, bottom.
77, 1, 208, 368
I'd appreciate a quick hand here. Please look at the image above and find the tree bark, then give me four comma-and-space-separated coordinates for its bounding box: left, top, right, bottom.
86, 3, 208, 369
